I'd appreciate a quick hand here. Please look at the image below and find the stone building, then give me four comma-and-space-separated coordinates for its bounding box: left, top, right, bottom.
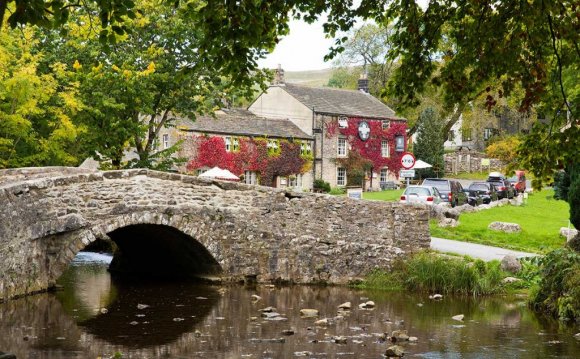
248, 75, 407, 190
160, 68, 407, 191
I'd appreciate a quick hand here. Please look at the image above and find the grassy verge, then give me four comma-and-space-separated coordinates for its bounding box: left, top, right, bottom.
363, 189, 404, 202
355, 251, 528, 295
445, 172, 491, 180
431, 189, 570, 253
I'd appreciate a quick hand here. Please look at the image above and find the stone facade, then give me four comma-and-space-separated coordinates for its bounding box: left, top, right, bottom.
444, 150, 505, 174
0, 167, 430, 301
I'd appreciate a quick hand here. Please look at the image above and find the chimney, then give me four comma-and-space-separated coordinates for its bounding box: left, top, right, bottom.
273, 64, 285, 85
358, 72, 369, 93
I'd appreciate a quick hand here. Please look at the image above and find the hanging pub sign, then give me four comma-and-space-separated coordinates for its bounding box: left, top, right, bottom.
358, 121, 370, 141
395, 134, 405, 152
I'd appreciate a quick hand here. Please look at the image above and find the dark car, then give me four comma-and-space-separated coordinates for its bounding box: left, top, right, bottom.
486, 174, 515, 199
468, 182, 499, 204
421, 178, 468, 207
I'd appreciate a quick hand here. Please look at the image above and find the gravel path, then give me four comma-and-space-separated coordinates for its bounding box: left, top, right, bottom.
430, 237, 538, 261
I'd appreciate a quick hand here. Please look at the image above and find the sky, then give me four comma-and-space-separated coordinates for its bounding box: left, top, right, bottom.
257, 18, 337, 72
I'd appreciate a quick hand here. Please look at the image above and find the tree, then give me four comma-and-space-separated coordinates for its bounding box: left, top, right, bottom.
37, 0, 250, 169
0, 25, 84, 168
414, 107, 444, 178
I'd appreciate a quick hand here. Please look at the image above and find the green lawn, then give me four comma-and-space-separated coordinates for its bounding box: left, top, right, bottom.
444, 172, 490, 180
430, 189, 571, 253
363, 189, 404, 202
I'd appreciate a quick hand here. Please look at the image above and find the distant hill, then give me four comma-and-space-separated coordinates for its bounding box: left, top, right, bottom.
284, 68, 334, 87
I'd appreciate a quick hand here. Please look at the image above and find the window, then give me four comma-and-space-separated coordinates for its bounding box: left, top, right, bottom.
300, 141, 312, 156
382, 120, 390, 130
337, 137, 347, 157
483, 128, 495, 140
338, 116, 348, 128
162, 134, 169, 149
337, 167, 346, 186
461, 128, 472, 141
232, 137, 239, 152
288, 174, 301, 188
447, 130, 454, 142
267, 139, 279, 154
244, 171, 257, 185
225, 136, 232, 152
380, 168, 389, 182
381, 140, 390, 158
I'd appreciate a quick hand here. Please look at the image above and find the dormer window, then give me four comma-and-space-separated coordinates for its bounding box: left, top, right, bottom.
382, 120, 390, 130
338, 116, 348, 128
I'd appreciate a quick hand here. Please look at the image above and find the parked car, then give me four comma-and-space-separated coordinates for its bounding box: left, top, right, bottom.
400, 185, 442, 205
508, 170, 527, 193
468, 182, 499, 204
486, 173, 516, 199
421, 178, 468, 207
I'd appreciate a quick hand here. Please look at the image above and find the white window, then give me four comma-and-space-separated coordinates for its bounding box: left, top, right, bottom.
267, 139, 279, 154
337, 167, 346, 186
381, 140, 390, 158
484, 128, 495, 140
382, 120, 390, 130
337, 137, 347, 157
300, 141, 312, 156
244, 171, 257, 185
225, 136, 232, 152
162, 134, 169, 149
288, 174, 301, 188
338, 116, 348, 128
232, 137, 239, 151
380, 168, 389, 182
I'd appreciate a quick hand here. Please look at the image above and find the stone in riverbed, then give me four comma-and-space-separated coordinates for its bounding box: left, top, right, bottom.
359, 301, 375, 309
385, 345, 405, 357
259, 306, 276, 312
452, 314, 464, 321
314, 318, 330, 326
338, 302, 351, 310
281, 329, 295, 336
300, 309, 319, 317
390, 330, 409, 342
333, 336, 347, 344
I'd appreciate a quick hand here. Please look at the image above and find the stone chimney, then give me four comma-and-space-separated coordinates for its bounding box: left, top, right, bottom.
358, 72, 369, 93
273, 64, 285, 85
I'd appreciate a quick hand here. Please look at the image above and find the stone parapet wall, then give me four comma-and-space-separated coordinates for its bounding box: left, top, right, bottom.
0, 168, 430, 301
444, 150, 504, 174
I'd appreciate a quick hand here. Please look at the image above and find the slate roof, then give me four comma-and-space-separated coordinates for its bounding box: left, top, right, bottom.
280, 83, 401, 120
174, 108, 313, 140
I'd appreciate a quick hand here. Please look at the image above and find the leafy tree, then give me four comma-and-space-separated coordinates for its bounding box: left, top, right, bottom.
336, 151, 373, 188
0, 26, 84, 168
413, 107, 444, 178
37, 0, 251, 169
485, 136, 522, 166
327, 66, 358, 90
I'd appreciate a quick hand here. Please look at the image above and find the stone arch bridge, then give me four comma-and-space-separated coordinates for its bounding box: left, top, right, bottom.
0, 167, 429, 301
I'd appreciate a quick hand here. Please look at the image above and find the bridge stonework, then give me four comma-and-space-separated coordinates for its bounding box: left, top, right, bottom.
0, 168, 430, 301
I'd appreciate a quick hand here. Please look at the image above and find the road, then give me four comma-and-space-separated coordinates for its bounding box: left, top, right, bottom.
430, 237, 538, 261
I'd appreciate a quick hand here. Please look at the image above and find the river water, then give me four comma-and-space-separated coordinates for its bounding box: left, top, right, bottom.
1, 252, 579, 358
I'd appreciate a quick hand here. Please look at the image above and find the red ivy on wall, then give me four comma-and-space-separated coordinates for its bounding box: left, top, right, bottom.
337, 118, 407, 178
186, 136, 308, 187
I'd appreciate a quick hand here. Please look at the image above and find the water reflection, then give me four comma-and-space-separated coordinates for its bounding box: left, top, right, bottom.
0, 252, 579, 359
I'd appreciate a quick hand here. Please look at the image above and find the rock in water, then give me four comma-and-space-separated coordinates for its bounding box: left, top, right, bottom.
338, 302, 351, 310
452, 314, 464, 321
385, 345, 405, 357
300, 309, 319, 317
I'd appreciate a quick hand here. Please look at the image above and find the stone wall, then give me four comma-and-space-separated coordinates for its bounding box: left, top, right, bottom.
0, 168, 430, 301
444, 150, 505, 174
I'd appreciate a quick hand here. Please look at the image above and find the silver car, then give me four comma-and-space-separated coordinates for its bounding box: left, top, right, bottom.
400, 185, 442, 205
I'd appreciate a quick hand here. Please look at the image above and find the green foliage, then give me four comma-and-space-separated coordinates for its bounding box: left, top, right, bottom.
327, 67, 358, 90
529, 248, 580, 322
313, 179, 331, 193
553, 170, 571, 201
413, 107, 444, 177
329, 187, 346, 195
0, 26, 84, 168
336, 149, 373, 187
567, 164, 580, 230
485, 135, 522, 165
356, 252, 508, 296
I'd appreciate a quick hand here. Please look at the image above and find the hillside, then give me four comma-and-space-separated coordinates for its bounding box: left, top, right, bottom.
284, 68, 334, 87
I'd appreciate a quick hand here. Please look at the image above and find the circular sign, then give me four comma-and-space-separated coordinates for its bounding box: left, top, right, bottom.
358, 121, 370, 141
401, 152, 416, 169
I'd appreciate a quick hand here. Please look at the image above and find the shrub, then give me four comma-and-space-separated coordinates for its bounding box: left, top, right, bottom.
529, 248, 580, 322
329, 187, 346, 195
313, 179, 331, 193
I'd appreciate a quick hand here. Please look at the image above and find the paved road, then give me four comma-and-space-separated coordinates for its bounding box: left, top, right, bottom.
430, 237, 538, 261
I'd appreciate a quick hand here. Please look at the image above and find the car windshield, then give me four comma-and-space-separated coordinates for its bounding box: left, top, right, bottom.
405, 187, 431, 196
422, 180, 449, 190
470, 184, 488, 191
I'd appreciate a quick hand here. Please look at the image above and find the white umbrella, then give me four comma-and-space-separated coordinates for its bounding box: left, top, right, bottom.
413, 160, 432, 169
198, 167, 240, 181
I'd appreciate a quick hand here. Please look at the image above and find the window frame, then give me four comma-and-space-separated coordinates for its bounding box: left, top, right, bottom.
337, 167, 346, 186
337, 137, 347, 157
380, 168, 389, 182
381, 140, 390, 158
162, 134, 169, 149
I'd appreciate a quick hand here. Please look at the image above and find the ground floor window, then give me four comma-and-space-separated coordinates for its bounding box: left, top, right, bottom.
244, 171, 257, 185
380, 168, 389, 183
288, 174, 301, 188
337, 167, 346, 186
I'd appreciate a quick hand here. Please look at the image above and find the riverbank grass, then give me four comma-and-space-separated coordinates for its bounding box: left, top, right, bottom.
431, 189, 569, 253
356, 252, 513, 296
